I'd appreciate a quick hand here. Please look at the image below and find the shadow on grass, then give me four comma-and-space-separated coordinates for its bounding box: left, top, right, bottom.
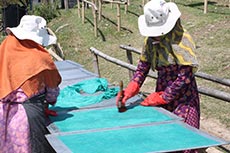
126, 10, 140, 17
85, 17, 106, 41
84, 14, 134, 42
101, 15, 133, 32
185, 2, 216, 7
85, 15, 133, 41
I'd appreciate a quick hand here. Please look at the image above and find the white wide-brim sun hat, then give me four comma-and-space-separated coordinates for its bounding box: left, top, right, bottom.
138, 0, 181, 37
6, 15, 57, 46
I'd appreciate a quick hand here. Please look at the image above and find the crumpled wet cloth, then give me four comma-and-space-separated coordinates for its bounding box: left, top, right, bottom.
56, 78, 119, 107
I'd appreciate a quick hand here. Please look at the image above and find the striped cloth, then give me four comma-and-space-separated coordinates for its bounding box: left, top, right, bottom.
140, 19, 199, 72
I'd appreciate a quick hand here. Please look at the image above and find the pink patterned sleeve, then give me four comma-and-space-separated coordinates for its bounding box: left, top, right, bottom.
162, 66, 194, 103
132, 60, 151, 87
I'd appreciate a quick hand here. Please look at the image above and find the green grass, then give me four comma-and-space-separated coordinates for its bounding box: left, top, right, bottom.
0, 0, 229, 128
52, 0, 230, 127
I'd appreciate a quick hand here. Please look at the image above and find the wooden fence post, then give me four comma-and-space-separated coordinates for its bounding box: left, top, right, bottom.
80, 0, 98, 37
93, 9, 98, 37
117, 3, 121, 32
126, 49, 134, 81
77, 0, 81, 18
204, 0, 208, 14
64, 0, 69, 9
102, 0, 126, 31
92, 53, 101, 77
99, 0, 102, 21
111, 0, 113, 8
125, 0, 129, 14
142, 0, 145, 7
82, 1, 85, 24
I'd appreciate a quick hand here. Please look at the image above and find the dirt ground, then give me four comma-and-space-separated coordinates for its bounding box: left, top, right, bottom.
200, 115, 230, 152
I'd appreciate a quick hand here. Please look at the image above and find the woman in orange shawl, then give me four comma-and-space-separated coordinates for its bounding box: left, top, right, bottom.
0, 15, 61, 153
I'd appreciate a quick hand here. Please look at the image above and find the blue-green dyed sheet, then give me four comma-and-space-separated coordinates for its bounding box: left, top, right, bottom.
49, 106, 180, 132
53, 122, 225, 153
51, 78, 119, 110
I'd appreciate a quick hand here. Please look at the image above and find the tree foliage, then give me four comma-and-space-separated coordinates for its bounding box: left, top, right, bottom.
31, 2, 60, 22
0, 0, 29, 7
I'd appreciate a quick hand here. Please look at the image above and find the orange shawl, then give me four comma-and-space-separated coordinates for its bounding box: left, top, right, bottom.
0, 34, 61, 99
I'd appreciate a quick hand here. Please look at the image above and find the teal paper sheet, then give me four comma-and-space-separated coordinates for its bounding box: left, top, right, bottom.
47, 60, 229, 152
49, 106, 179, 132
52, 122, 225, 153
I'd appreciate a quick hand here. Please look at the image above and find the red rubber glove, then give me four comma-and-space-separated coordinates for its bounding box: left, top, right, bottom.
48, 101, 56, 105
140, 91, 167, 106
116, 81, 140, 106
45, 108, 58, 117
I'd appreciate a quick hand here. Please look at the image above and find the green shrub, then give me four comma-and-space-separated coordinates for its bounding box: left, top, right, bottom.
31, 3, 60, 22
0, 0, 28, 7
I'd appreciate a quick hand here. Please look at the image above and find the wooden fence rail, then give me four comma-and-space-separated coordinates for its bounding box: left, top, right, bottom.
119, 45, 230, 87
89, 46, 230, 102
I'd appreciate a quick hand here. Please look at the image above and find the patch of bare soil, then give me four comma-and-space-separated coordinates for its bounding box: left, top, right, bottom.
200, 115, 230, 152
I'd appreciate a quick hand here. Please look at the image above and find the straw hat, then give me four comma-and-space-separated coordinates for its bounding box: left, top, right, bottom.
6, 15, 57, 46
138, 0, 181, 37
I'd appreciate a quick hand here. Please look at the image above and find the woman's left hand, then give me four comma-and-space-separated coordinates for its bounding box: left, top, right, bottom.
140, 91, 167, 106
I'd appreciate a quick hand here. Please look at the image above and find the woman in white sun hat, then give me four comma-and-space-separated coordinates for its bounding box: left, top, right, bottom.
117, 0, 200, 152
0, 15, 61, 153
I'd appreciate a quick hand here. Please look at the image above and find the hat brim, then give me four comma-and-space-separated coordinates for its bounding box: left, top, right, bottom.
138, 2, 181, 37
6, 27, 57, 46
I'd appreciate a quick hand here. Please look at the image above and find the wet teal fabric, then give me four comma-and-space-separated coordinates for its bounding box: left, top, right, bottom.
49, 106, 177, 132
54, 78, 119, 108
57, 122, 223, 153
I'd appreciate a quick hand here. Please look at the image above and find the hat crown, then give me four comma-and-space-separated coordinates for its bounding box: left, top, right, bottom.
144, 0, 169, 27
19, 15, 46, 33
6, 15, 57, 46
138, 0, 181, 37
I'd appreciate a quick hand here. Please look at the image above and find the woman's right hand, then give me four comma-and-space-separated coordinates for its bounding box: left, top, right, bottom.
116, 81, 140, 106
